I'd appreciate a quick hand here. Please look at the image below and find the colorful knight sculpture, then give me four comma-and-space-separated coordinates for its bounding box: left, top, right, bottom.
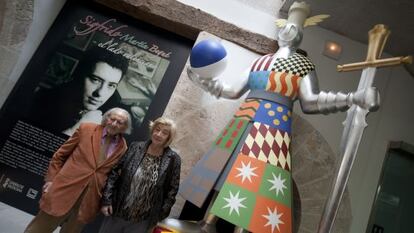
177, 2, 385, 233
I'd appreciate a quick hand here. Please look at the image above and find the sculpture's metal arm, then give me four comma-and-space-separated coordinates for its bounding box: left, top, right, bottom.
187, 66, 250, 99
298, 70, 379, 114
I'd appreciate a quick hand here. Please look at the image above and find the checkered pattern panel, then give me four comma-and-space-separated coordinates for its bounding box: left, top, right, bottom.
241, 122, 291, 171
271, 53, 315, 77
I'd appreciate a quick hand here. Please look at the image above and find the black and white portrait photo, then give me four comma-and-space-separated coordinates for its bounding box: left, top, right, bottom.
0, 2, 192, 228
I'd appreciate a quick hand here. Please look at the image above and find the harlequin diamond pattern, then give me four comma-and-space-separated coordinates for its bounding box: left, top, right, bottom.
241, 122, 291, 171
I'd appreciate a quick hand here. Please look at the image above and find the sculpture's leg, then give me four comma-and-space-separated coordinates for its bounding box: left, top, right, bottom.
199, 214, 218, 233
234, 227, 249, 233
198, 192, 219, 233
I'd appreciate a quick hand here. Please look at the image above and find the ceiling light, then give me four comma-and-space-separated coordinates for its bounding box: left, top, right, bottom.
323, 40, 342, 60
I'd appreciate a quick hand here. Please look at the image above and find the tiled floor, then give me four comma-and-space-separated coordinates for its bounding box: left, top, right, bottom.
0, 200, 184, 233
0, 202, 59, 233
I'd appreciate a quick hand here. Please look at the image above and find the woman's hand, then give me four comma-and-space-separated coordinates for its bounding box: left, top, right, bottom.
101, 205, 113, 216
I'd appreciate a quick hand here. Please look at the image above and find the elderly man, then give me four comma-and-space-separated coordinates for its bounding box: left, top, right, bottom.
24, 107, 132, 233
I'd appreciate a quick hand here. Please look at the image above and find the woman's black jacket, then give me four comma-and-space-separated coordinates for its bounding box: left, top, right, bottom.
101, 140, 181, 226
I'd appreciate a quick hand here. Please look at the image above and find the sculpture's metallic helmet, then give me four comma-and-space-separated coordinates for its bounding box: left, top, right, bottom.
278, 1, 310, 48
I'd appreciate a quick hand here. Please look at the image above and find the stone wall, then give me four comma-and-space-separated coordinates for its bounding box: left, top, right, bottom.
0, 0, 33, 106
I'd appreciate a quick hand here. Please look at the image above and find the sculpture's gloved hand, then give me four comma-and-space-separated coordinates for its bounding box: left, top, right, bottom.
187, 66, 223, 98
352, 87, 380, 111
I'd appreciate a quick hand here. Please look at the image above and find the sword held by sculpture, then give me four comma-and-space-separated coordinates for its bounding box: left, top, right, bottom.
317, 23, 412, 233
154, 1, 412, 233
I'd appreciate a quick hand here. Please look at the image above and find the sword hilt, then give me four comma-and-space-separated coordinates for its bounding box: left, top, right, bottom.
337, 56, 412, 72
366, 24, 390, 61
337, 24, 413, 72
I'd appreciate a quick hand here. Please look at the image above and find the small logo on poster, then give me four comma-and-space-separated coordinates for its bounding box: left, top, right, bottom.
1, 177, 24, 193
26, 188, 39, 199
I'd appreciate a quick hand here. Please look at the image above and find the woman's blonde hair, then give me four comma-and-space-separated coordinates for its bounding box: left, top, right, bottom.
149, 117, 177, 147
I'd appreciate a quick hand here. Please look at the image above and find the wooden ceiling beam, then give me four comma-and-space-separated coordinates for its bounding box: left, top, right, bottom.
94, 0, 278, 54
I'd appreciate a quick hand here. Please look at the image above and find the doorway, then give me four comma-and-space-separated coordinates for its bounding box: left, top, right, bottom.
366, 141, 414, 233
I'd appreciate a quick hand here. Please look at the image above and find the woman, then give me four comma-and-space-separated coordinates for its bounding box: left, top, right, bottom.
99, 117, 181, 233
